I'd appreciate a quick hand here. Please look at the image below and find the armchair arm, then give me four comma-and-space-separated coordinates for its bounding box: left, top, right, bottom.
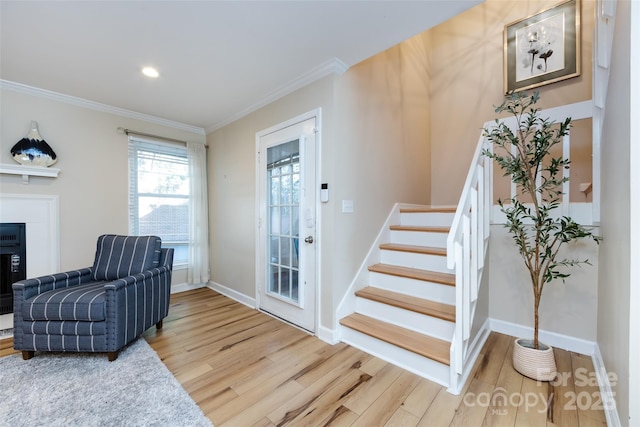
12, 268, 94, 302
103, 258, 173, 350
159, 247, 174, 271
12, 267, 93, 349
104, 265, 172, 292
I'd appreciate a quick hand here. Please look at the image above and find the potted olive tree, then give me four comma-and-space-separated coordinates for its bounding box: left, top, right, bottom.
483, 91, 600, 381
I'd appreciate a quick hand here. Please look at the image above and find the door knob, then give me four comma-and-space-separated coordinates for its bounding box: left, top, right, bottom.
304, 236, 314, 244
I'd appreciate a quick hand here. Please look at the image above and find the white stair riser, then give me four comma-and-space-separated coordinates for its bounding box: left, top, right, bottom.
369, 273, 455, 305
355, 298, 454, 342
400, 212, 454, 227
380, 250, 452, 273
340, 326, 450, 387
390, 230, 448, 247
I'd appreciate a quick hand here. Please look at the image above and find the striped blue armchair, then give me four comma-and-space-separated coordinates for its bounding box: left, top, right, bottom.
12, 235, 173, 361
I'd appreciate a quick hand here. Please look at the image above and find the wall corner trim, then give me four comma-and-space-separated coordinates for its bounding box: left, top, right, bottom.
317, 325, 339, 345
592, 344, 623, 427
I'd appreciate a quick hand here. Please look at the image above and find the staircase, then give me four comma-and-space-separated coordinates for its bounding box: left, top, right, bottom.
339, 206, 457, 388
336, 115, 494, 394
335, 83, 606, 394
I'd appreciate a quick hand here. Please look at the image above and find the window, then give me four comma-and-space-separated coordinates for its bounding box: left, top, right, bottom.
129, 138, 189, 266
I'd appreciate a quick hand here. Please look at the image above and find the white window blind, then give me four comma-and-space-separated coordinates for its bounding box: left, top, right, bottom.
129, 138, 189, 265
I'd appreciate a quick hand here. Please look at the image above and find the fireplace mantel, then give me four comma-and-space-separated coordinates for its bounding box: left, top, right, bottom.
0, 163, 60, 184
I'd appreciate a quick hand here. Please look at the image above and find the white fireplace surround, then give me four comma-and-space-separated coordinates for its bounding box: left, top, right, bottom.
0, 193, 60, 333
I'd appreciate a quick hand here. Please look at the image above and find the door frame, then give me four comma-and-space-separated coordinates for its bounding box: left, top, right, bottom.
255, 108, 322, 334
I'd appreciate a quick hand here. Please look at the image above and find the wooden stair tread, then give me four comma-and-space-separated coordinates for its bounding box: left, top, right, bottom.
368, 263, 455, 286
340, 313, 450, 365
389, 225, 450, 233
355, 287, 455, 322
399, 207, 456, 213
379, 243, 446, 256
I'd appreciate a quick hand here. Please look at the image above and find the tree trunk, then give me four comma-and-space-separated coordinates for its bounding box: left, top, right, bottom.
534, 295, 540, 349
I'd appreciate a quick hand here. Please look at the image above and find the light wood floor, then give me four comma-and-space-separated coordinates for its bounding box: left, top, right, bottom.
1, 288, 606, 426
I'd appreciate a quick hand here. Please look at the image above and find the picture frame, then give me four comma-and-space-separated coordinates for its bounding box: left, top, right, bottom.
504, 0, 580, 93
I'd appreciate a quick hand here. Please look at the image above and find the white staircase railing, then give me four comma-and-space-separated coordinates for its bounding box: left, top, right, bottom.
446, 100, 596, 393
446, 128, 492, 393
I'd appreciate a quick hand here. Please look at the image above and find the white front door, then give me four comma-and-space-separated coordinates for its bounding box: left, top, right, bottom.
257, 112, 318, 332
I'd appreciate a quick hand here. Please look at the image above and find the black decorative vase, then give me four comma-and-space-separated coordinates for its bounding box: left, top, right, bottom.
11, 121, 58, 167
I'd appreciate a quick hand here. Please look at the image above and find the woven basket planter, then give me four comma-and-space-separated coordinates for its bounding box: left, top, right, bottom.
512, 338, 557, 381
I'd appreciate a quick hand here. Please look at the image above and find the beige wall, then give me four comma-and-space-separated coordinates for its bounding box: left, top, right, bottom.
207, 76, 336, 312
429, 0, 595, 206
329, 34, 431, 322
207, 33, 432, 330
0, 88, 205, 285
424, 0, 600, 343
597, 0, 631, 423
489, 226, 599, 340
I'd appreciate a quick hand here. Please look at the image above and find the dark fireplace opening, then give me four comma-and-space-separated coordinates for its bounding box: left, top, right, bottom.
0, 223, 26, 315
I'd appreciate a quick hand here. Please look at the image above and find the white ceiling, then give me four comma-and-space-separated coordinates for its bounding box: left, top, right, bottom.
1, 1, 481, 133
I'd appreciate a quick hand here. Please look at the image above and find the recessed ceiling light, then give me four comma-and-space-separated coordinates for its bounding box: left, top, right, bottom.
142, 67, 159, 78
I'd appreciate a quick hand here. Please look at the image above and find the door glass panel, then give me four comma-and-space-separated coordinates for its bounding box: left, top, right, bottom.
292, 207, 299, 269
267, 139, 300, 304
280, 206, 290, 238
270, 175, 279, 204
269, 236, 279, 265
269, 264, 280, 294
280, 173, 291, 205
292, 171, 300, 204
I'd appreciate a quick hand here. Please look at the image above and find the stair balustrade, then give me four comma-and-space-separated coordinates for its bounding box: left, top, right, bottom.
446, 129, 492, 393
447, 100, 596, 393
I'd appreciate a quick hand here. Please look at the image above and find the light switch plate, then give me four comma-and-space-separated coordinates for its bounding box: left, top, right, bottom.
342, 199, 354, 213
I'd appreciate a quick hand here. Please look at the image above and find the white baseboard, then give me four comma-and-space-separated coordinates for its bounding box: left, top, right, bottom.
318, 324, 339, 345
592, 344, 622, 427
170, 282, 207, 294
208, 281, 256, 308
489, 318, 596, 355
207, 282, 338, 343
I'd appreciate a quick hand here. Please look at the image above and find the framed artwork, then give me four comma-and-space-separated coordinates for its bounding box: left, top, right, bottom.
504, 0, 580, 93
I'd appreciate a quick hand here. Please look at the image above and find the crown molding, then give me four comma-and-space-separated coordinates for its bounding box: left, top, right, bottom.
205, 57, 349, 133
1, 56, 347, 137
0, 79, 206, 135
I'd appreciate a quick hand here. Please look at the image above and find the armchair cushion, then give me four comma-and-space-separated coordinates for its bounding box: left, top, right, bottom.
91, 234, 161, 281
22, 281, 108, 322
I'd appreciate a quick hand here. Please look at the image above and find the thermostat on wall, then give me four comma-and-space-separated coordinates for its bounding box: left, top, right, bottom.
321, 183, 329, 202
